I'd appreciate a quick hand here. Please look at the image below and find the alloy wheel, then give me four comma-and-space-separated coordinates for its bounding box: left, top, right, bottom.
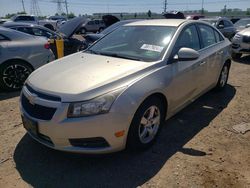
2, 64, 31, 89
138, 105, 161, 144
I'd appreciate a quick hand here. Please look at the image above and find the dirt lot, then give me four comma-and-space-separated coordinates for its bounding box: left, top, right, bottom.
0, 56, 249, 188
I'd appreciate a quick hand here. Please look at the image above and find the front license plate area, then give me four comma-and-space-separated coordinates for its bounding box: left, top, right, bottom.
22, 115, 38, 136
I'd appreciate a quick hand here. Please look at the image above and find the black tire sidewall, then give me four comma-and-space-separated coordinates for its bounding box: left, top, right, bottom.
127, 97, 165, 150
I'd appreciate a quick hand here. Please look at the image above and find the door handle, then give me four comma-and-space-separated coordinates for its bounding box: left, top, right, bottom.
199, 61, 206, 66
217, 51, 223, 55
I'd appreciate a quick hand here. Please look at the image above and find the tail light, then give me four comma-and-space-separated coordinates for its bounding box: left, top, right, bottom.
44, 42, 50, 49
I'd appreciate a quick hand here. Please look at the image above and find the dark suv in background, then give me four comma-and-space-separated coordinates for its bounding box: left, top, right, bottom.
201, 17, 236, 40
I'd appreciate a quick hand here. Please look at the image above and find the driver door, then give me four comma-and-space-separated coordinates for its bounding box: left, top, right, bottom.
167, 24, 206, 112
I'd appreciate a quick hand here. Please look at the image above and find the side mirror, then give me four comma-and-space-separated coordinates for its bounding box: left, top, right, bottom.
246, 24, 250, 28
174, 47, 199, 61
218, 24, 224, 29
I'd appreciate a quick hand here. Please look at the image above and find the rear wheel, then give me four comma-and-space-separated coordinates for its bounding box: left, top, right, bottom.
127, 97, 165, 150
215, 64, 230, 90
98, 27, 104, 33
0, 61, 33, 91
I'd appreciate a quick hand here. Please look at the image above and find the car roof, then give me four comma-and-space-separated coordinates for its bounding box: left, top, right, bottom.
3, 22, 38, 27
125, 19, 187, 27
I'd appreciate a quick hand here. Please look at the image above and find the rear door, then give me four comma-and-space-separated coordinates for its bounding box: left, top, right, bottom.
197, 24, 224, 89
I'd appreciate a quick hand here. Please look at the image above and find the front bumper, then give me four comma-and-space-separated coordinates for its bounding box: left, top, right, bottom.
19, 86, 130, 154
232, 37, 250, 54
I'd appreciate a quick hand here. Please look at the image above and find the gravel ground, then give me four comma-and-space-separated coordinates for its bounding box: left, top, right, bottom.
0, 57, 249, 188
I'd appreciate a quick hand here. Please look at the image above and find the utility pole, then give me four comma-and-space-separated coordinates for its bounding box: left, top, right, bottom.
21, 0, 26, 12
201, 0, 204, 15
164, 0, 168, 13
64, 0, 69, 17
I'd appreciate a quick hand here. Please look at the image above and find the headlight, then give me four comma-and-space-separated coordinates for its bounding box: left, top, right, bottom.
67, 88, 125, 118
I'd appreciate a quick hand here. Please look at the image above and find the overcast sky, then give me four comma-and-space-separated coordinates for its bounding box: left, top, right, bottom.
0, 0, 250, 17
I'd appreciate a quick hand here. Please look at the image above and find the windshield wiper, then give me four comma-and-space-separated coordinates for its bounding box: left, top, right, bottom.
99, 52, 143, 61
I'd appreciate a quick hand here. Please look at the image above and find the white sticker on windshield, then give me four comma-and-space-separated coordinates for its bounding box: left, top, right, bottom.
140, 44, 164, 52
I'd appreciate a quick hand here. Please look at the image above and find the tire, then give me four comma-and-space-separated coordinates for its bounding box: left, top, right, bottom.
127, 97, 166, 150
44, 24, 54, 31
231, 52, 242, 59
81, 28, 87, 34
98, 27, 104, 33
0, 60, 33, 91
215, 63, 230, 90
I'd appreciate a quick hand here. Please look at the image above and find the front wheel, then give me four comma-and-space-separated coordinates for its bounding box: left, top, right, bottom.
215, 64, 230, 90
127, 97, 165, 150
0, 61, 33, 91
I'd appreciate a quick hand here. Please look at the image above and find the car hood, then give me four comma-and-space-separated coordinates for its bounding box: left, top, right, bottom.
27, 52, 156, 102
58, 17, 87, 38
237, 27, 250, 36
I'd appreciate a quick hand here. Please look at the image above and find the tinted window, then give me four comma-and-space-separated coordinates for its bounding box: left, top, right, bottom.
15, 16, 35, 21
32, 28, 53, 38
0, 34, 7, 41
199, 25, 216, 48
16, 27, 33, 35
88, 21, 94, 25
218, 20, 224, 27
94, 20, 100, 24
224, 20, 233, 27
175, 25, 200, 51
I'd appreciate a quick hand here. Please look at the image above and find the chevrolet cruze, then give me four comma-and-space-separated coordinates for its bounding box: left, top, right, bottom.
20, 19, 231, 154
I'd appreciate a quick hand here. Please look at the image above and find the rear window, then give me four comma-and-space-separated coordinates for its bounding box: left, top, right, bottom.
15, 16, 35, 21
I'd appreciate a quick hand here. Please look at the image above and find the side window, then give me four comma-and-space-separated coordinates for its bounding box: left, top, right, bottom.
16, 27, 34, 35
94, 20, 100, 25
214, 29, 224, 42
198, 24, 216, 48
224, 20, 232, 27
175, 25, 200, 51
32, 28, 52, 38
218, 20, 224, 27
88, 21, 94, 25
0, 34, 9, 41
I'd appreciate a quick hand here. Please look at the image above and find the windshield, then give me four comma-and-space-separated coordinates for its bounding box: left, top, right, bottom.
88, 26, 176, 62
101, 20, 139, 35
234, 19, 250, 27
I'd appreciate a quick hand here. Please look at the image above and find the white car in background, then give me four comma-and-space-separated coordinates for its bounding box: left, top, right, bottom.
232, 27, 250, 59
9, 15, 58, 31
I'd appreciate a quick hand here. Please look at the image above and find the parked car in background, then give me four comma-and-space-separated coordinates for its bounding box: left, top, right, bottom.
20, 19, 231, 154
0, 27, 54, 91
79, 19, 106, 34
201, 17, 236, 39
2, 22, 56, 39
234, 18, 250, 32
83, 19, 141, 48
8, 14, 58, 31
3, 18, 87, 58
231, 27, 250, 59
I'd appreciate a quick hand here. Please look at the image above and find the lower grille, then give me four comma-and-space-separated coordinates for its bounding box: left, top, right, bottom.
69, 137, 110, 148
21, 94, 57, 120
